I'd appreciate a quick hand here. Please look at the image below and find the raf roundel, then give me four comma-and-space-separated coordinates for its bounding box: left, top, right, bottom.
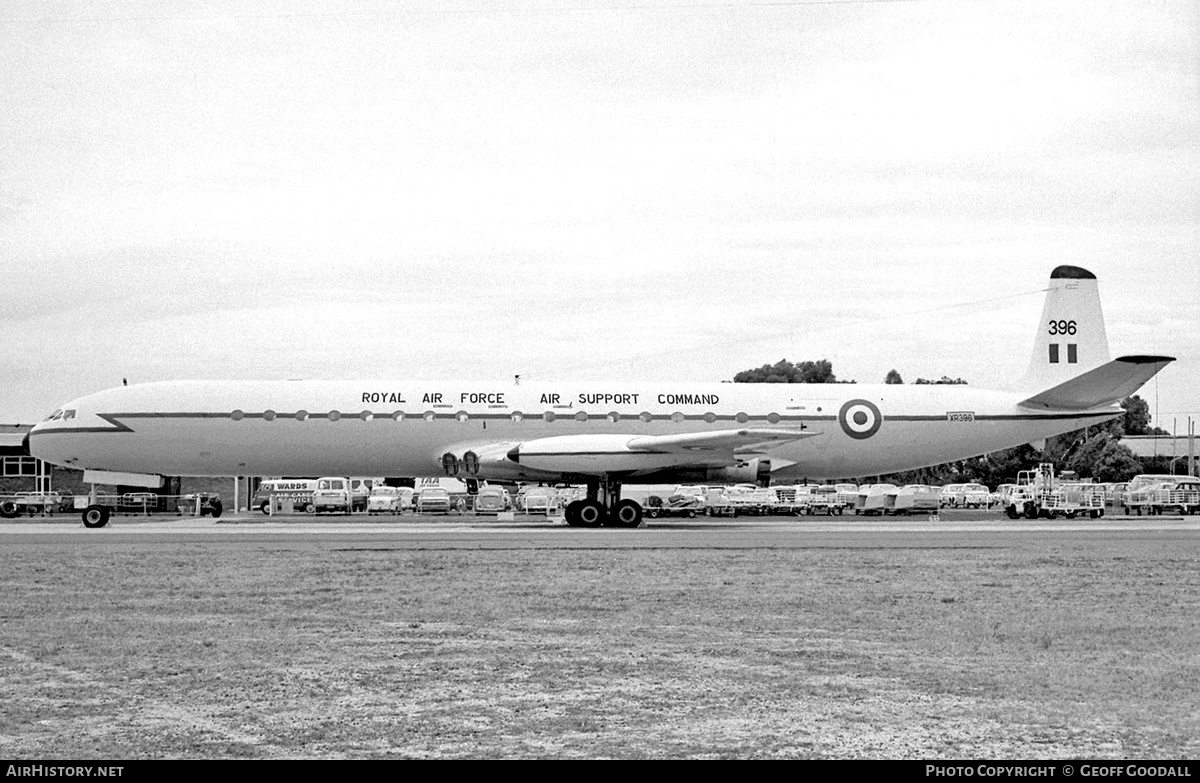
839, 398, 883, 440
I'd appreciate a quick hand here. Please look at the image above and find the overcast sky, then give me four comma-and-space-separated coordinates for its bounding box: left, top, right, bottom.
2, 0, 1197, 430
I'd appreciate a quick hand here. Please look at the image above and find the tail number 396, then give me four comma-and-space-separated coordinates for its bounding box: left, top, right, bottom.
1048, 319, 1077, 335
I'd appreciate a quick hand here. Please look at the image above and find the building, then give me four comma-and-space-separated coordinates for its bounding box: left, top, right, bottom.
1122, 435, 1199, 476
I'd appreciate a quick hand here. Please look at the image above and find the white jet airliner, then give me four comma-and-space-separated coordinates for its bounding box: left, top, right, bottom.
28, 266, 1173, 528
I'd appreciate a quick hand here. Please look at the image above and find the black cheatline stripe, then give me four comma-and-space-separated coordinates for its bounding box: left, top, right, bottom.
104, 411, 836, 423
33, 408, 1118, 435
886, 411, 1117, 422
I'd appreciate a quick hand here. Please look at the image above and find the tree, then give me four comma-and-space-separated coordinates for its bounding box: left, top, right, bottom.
733, 359, 839, 384
1119, 395, 1168, 436
1066, 433, 1115, 478
1091, 441, 1143, 482
914, 376, 968, 385
885, 369, 903, 384
1122, 395, 1152, 436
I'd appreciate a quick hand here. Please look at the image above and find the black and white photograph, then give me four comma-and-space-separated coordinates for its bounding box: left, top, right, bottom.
1, 0, 1197, 761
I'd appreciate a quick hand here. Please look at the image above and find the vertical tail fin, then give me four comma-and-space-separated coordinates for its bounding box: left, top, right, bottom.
1021, 265, 1111, 391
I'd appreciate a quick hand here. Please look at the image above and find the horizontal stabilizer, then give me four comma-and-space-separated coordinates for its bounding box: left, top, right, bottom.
1018, 355, 1174, 411
626, 427, 819, 453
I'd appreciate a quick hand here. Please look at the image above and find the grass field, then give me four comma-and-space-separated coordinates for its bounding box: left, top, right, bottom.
1, 533, 1198, 758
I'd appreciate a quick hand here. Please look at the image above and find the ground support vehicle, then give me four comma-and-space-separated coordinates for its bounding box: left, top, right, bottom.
671, 485, 708, 504
516, 486, 559, 516
178, 492, 224, 518
1003, 463, 1057, 520
803, 486, 844, 515
1124, 479, 1200, 515
771, 485, 801, 513
1040, 483, 1105, 519
702, 487, 736, 517
766, 487, 802, 515
1104, 482, 1128, 510
835, 484, 858, 512
118, 492, 165, 515
76, 492, 223, 528
884, 485, 939, 515
644, 495, 703, 518
855, 484, 896, 515
723, 486, 776, 516
1118, 474, 1180, 514
1003, 485, 1036, 519
0, 491, 66, 517
1121, 484, 1159, 516
1147, 485, 1200, 515
253, 479, 317, 514
771, 485, 837, 515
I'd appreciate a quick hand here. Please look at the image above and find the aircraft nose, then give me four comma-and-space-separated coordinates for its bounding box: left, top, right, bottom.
28, 416, 78, 468
27, 423, 54, 464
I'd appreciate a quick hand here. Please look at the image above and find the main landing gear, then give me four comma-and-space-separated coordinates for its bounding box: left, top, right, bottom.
564, 478, 643, 528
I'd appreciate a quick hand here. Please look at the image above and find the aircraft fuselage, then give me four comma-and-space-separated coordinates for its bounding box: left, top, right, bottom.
29, 379, 1120, 481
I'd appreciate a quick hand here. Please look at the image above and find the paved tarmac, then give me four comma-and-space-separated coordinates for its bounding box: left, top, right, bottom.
2, 507, 1197, 550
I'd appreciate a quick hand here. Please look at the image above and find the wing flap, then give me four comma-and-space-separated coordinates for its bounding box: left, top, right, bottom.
1018, 355, 1175, 411
626, 427, 819, 453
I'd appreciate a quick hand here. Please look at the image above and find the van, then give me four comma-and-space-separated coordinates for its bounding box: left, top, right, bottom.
252, 479, 318, 514
312, 477, 371, 514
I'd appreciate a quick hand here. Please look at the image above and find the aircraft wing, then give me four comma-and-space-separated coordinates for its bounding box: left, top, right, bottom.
504, 427, 818, 475
625, 427, 819, 453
